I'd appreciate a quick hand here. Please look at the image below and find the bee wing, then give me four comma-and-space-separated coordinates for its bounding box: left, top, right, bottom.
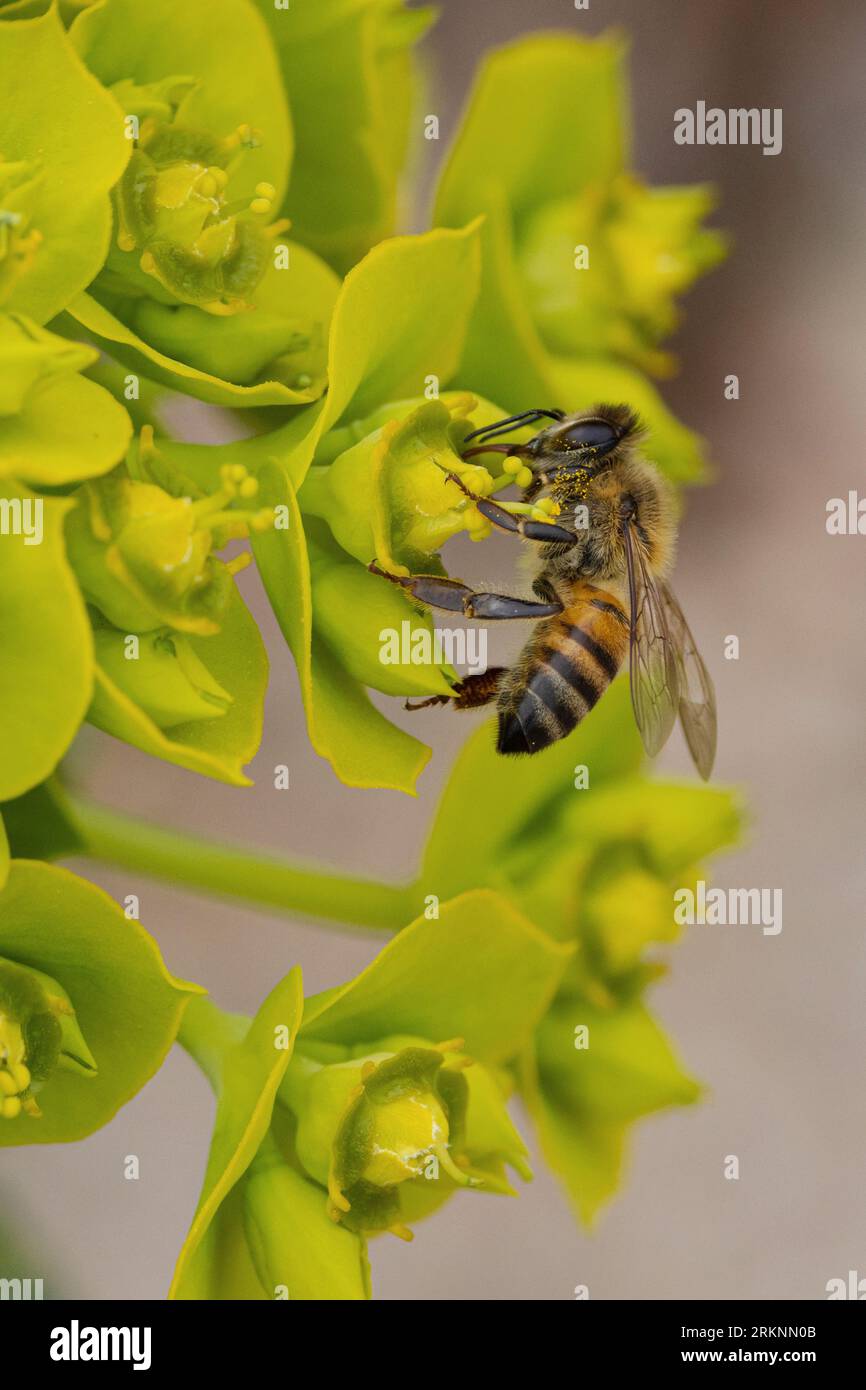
660, 583, 718, 780
624, 520, 680, 757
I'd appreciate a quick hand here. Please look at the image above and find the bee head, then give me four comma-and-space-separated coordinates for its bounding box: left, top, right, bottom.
530, 404, 640, 469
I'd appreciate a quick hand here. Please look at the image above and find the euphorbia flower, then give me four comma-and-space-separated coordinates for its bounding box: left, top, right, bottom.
518, 175, 727, 376
171, 892, 569, 1299
416, 681, 742, 1221
66, 448, 273, 637
0, 957, 96, 1121
0, 860, 199, 1147
108, 107, 289, 315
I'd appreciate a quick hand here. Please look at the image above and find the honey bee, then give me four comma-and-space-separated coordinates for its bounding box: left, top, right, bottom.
369, 404, 717, 778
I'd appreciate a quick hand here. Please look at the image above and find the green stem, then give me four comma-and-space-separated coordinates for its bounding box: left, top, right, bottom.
178, 995, 246, 1090
67, 796, 416, 934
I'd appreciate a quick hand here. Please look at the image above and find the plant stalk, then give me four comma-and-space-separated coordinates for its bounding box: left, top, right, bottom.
68, 796, 415, 934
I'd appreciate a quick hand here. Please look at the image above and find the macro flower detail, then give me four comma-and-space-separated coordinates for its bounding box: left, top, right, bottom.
299, 395, 504, 573
66, 455, 273, 636
282, 1037, 526, 1238
111, 114, 289, 315
0, 957, 96, 1120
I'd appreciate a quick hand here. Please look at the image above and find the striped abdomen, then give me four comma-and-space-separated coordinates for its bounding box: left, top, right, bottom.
496, 582, 629, 754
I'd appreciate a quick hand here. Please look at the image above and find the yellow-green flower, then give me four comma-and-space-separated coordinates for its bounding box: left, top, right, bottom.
109, 107, 289, 315
282, 1036, 528, 1239
66, 447, 272, 636
0, 957, 96, 1121
518, 175, 728, 376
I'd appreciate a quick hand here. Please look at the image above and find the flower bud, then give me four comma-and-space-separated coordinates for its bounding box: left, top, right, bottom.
93, 625, 233, 729
518, 175, 727, 375
66, 448, 272, 635
0, 957, 96, 1121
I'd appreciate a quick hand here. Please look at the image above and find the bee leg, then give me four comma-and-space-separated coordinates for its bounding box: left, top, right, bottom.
368, 563, 477, 613
368, 562, 562, 620
443, 473, 578, 546
532, 575, 560, 604
403, 693, 451, 710
462, 409, 565, 444
405, 668, 507, 713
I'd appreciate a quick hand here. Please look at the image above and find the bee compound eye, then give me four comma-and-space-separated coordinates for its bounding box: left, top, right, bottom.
560, 419, 619, 453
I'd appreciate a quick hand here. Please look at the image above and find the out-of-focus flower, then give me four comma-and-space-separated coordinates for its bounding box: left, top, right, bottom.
415, 680, 742, 1221
518, 175, 728, 376
434, 32, 727, 482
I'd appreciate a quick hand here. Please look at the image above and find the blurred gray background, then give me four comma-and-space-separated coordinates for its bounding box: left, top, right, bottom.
4, 0, 865, 1299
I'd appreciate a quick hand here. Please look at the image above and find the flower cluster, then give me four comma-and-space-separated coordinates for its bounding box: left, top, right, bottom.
0, 0, 735, 1300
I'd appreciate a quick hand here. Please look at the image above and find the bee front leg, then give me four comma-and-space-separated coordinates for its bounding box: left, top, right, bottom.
443, 473, 578, 546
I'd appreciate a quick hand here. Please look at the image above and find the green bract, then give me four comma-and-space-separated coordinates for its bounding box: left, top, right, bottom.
0, 483, 93, 801
0, 7, 129, 324
0, 314, 131, 485
258, 0, 435, 272
0, 860, 199, 1145
171, 892, 568, 1298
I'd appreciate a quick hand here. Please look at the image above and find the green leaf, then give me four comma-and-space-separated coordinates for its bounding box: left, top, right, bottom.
309, 536, 456, 699
170, 970, 304, 1299
0, 7, 129, 322
420, 677, 642, 901
86, 583, 268, 787
537, 996, 700, 1127
525, 1076, 628, 1227
0, 484, 93, 800
0, 860, 199, 1145
252, 461, 432, 793
301, 888, 572, 1066
259, 0, 435, 272
0, 816, 7, 892
318, 223, 482, 436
